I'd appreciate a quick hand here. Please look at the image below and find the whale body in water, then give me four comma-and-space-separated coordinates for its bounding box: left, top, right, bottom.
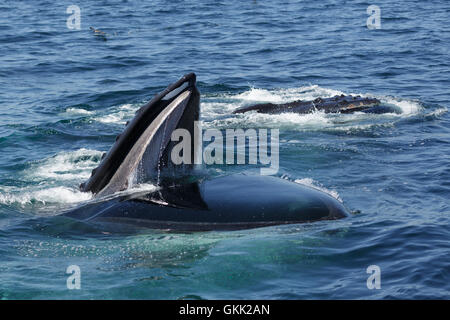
64, 73, 349, 231
233, 95, 400, 115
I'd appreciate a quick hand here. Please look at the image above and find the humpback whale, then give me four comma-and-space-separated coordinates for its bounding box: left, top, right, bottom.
66, 73, 349, 231
233, 95, 400, 115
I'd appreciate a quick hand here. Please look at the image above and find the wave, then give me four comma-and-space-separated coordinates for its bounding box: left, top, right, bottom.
63, 103, 139, 125
64, 108, 94, 115
0, 148, 101, 209
0, 148, 159, 209
25, 148, 102, 181
0, 186, 92, 206
93, 103, 137, 124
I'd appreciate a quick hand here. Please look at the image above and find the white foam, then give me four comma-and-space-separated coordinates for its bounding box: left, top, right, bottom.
94, 103, 138, 124
293, 178, 342, 202
95, 112, 127, 124
65, 107, 94, 115
236, 88, 285, 103
0, 149, 104, 208
27, 148, 102, 181
0, 186, 92, 206
0, 144, 163, 208
0, 147, 158, 208
118, 103, 136, 110
427, 107, 448, 117
206, 109, 331, 131
235, 85, 345, 103
380, 96, 422, 115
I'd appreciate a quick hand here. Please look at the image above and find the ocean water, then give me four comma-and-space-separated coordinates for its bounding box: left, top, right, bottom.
0, 0, 449, 299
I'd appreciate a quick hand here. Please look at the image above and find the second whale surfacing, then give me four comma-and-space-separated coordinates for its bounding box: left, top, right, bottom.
64, 73, 349, 231
233, 95, 400, 115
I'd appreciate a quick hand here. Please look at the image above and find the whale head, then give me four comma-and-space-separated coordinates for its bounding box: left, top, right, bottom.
80, 73, 200, 196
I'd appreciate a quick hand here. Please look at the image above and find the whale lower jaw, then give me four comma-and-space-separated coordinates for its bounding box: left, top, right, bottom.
65, 174, 349, 232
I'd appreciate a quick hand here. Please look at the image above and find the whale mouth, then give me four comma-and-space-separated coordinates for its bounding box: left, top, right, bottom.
80, 73, 200, 196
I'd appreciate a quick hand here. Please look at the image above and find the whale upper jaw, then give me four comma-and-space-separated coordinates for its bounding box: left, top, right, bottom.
80, 73, 200, 196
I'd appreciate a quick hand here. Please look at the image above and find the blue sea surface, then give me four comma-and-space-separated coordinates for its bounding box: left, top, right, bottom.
0, 0, 449, 299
